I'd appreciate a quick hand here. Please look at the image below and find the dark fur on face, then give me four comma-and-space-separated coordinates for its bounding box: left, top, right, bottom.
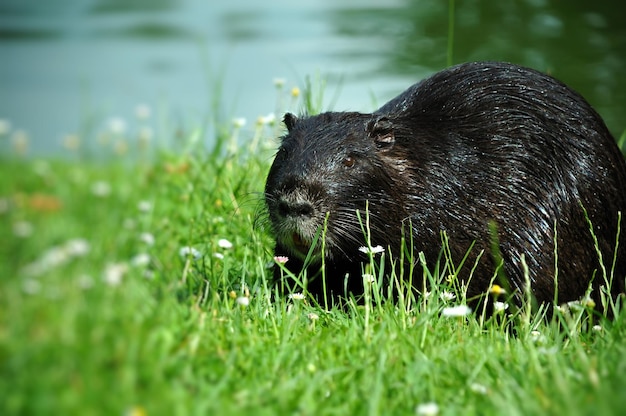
265, 61, 626, 309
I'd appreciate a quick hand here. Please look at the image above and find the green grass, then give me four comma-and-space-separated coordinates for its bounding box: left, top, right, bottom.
1, 108, 626, 416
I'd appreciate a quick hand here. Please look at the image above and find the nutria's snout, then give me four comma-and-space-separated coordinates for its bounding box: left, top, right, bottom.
270, 189, 327, 260
277, 198, 315, 219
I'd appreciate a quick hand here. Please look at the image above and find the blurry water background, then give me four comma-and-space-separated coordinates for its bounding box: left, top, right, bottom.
0, 0, 624, 156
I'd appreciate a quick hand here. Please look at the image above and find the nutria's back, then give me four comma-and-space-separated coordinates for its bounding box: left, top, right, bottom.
265, 61, 626, 310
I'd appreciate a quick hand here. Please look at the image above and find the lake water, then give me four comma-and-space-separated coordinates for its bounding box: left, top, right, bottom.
1, 0, 624, 156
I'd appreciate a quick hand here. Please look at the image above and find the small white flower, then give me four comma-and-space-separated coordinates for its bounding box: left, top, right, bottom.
581, 297, 596, 309
440, 291, 456, 302
103, 263, 127, 286
64, 238, 90, 257
469, 383, 488, 395
137, 200, 152, 212
236, 296, 250, 307
358, 245, 385, 255
140, 232, 155, 246
373, 245, 384, 254
108, 117, 127, 135
91, 181, 111, 197
530, 330, 546, 344
274, 256, 289, 264
566, 300, 584, 311
257, 113, 276, 126
493, 301, 509, 313
592, 325, 602, 332
135, 104, 151, 120
213, 252, 224, 260
40, 246, 70, 269
179, 246, 201, 260
13, 221, 34, 238
218, 238, 233, 249
307, 312, 319, 321
0, 118, 11, 135
441, 304, 472, 317
232, 118, 247, 128
131, 253, 150, 267
416, 402, 439, 416
273, 78, 286, 88
288, 292, 305, 301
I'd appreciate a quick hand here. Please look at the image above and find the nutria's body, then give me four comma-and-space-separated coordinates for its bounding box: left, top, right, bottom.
265, 61, 626, 310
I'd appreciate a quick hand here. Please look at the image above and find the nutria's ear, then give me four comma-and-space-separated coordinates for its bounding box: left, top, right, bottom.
366, 116, 395, 150
283, 113, 298, 132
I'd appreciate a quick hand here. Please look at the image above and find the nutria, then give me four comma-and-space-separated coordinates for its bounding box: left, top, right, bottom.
264, 61, 626, 312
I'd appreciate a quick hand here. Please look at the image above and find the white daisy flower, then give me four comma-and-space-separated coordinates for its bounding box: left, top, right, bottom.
218, 238, 233, 249
288, 292, 305, 301
179, 246, 201, 260
416, 402, 439, 416
441, 304, 472, 317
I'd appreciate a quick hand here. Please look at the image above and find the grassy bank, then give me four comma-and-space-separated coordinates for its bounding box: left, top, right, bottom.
2, 113, 626, 416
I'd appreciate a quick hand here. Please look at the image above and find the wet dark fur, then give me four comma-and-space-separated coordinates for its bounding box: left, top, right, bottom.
265, 61, 626, 310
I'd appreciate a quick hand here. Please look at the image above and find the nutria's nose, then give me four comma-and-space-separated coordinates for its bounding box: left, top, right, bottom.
278, 198, 314, 218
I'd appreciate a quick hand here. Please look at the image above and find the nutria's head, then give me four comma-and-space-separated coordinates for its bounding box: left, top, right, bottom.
265, 112, 411, 263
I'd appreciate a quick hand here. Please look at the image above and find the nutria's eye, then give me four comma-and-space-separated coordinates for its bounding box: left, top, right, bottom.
343, 156, 355, 168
